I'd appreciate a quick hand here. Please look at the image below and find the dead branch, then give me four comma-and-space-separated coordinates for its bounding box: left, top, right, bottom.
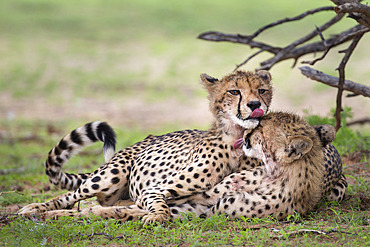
335, 2, 370, 28
199, 0, 369, 129
299, 66, 370, 98
331, 0, 362, 5
198, 31, 281, 54
0, 190, 24, 196
248, 6, 334, 41
301, 48, 332, 66
334, 33, 364, 131
271, 228, 356, 240
347, 117, 370, 126
282, 24, 369, 61
234, 50, 264, 71
78, 231, 124, 240
259, 13, 344, 70
199, 26, 369, 71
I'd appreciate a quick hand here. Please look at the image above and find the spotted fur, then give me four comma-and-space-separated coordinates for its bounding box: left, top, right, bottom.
18, 70, 272, 223
166, 112, 347, 219
18, 71, 346, 223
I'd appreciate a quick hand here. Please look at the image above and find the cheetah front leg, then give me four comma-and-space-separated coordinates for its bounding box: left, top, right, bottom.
136, 153, 232, 224
137, 165, 266, 224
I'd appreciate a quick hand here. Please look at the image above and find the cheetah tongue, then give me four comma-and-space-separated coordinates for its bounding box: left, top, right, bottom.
233, 138, 245, 150
250, 109, 264, 118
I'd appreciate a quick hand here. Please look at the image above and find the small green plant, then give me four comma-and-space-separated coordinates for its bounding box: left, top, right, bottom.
304, 107, 370, 155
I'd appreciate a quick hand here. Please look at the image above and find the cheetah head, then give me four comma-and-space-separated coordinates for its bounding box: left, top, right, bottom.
201, 70, 273, 135
242, 112, 322, 177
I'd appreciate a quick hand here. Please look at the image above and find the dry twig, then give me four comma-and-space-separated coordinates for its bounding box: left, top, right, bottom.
347, 117, 370, 126
78, 231, 124, 240
335, 2, 370, 28
299, 66, 370, 98
0, 190, 24, 196
334, 33, 364, 131
247, 6, 334, 41
271, 228, 356, 239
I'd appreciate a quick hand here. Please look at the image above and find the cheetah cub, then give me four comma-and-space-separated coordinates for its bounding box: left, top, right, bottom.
194, 112, 332, 219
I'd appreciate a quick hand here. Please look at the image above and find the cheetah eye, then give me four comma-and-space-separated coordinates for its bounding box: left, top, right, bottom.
258, 89, 267, 95
228, 90, 240, 96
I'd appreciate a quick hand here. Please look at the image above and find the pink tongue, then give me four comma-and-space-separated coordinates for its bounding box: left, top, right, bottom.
233, 138, 245, 150
251, 109, 264, 118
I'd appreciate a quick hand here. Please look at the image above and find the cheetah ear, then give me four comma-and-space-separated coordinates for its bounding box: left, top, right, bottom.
286, 135, 313, 161
256, 70, 271, 83
200, 73, 219, 89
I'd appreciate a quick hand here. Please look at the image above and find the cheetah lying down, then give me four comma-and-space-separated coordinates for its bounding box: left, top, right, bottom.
18, 70, 274, 224
159, 112, 347, 220
18, 112, 346, 222
18, 70, 346, 223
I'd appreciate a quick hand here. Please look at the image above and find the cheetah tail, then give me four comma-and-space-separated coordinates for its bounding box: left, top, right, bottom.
45, 121, 117, 191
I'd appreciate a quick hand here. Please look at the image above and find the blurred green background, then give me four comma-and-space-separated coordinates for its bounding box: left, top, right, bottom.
1, 0, 369, 132
0, 2, 368, 245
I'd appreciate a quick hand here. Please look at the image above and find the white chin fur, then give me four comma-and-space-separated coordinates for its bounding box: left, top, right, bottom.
227, 113, 259, 129
242, 145, 266, 163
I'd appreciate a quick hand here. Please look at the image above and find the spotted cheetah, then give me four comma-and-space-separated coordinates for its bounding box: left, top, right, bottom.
18, 72, 346, 223
164, 112, 347, 219
18, 70, 273, 223
20, 111, 346, 222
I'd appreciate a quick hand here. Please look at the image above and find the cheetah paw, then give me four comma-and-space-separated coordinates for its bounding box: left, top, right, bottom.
142, 213, 169, 225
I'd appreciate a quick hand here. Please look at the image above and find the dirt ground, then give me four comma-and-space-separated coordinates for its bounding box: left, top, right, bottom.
1, 83, 369, 132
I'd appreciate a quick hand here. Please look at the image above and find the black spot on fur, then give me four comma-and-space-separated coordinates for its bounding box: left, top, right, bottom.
91, 184, 100, 190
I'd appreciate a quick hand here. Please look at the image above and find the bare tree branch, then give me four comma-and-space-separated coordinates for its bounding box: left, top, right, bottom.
335, 2, 370, 28
199, 1, 369, 128
259, 13, 344, 70
335, 2, 370, 18
198, 26, 369, 71
347, 117, 370, 126
301, 48, 332, 65
265, 24, 369, 63
331, 0, 362, 5
299, 66, 370, 98
334, 33, 364, 131
234, 50, 264, 71
248, 6, 334, 41
197, 31, 281, 54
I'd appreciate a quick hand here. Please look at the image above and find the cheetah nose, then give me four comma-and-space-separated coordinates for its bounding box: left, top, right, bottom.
247, 101, 261, 111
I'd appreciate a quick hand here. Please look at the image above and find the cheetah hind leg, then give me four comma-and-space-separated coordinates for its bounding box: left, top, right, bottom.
41, 205, 148, 221
326, 174, 347, 203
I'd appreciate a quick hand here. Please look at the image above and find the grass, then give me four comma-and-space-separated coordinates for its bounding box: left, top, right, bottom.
0, 113, 368, 247
0, 0, 369, 246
